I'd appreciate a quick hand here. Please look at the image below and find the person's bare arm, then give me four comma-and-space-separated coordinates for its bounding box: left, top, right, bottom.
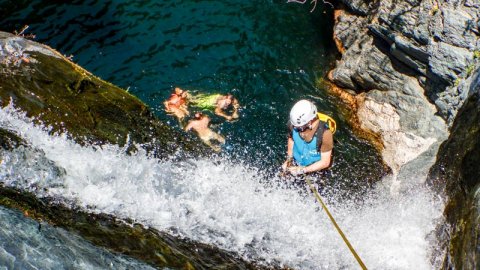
231, 99, 240, 119
184, 121, 194, 131
282, 136, 294, 171
303, 150, 332, 173
215, 107, 232, 120
164, 100, 171, 111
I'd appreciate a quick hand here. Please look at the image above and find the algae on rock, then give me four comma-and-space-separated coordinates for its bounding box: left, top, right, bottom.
0, 31, 209, 158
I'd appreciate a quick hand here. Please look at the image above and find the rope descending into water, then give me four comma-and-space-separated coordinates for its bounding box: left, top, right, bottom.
305, 177, 368, 270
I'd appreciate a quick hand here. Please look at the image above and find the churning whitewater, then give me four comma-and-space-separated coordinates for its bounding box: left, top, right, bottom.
0, 103, 444, 269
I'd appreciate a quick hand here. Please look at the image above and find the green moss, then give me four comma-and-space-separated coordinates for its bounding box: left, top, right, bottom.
465, 64, 476, 77
454, 77, 461, 87
0, 37, 210, 158
473, 51, 480, 59
0, 185, 266, 269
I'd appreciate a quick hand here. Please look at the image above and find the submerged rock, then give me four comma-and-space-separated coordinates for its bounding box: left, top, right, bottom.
0, 184, 266, 270
0, 128, 25, 150
0, 120, 276, 270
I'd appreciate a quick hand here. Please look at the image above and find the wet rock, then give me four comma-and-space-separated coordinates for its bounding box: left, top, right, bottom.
428, 70, 480, 269
330, 1, 480, 265
0, 128, 25, 150
0, 31, 210, 159
0, 184, 268, 270
0, 30, 260, 269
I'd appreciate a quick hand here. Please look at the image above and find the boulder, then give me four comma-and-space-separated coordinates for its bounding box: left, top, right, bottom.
0, 31, 209, 158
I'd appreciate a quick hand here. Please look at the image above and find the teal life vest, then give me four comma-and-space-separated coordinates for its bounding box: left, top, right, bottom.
292, 129, 322, 167
291, 112, 336, 167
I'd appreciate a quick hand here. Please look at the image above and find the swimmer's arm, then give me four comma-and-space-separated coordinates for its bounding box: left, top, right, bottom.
233, 98, 240, 108
232, 99, 240, 117
184, 122, 194, 131
163, 100, 171, 111
214, 107, 232, 120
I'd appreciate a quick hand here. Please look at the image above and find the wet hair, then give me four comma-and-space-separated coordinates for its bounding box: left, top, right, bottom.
174, 87, 184, 95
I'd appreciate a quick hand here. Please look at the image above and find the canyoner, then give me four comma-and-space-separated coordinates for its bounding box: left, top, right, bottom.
281, 99, 367, 269
282, 99, 336, 176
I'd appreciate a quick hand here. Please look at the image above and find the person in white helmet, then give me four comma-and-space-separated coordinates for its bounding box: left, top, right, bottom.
282, 99, 334, 176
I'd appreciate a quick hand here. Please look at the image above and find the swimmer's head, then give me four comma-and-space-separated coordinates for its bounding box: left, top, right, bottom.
194, 112, 203, 119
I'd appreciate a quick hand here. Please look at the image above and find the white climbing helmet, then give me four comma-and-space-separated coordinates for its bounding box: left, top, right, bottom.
289, 99, 317, 127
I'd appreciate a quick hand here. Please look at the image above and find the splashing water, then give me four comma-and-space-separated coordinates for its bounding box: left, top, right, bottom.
0, 104, 444, 269
0, 206, 156, 270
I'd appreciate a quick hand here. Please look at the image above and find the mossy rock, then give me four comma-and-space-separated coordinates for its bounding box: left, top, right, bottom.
0, 185, 268, 270
0, 128, 25, 150
0, 31, 209, 158
0, 31, 260, 269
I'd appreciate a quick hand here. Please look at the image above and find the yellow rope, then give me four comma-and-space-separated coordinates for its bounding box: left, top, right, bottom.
305, 177, 368, 270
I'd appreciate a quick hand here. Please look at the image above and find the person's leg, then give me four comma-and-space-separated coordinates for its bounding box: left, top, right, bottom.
200, 133, 221, 152
212, 132, 225, 144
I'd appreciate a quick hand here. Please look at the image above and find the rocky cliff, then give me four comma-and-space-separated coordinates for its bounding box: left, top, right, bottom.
330, 0, 478, 175
328, 0, 479, 267
428, 70, 479, 269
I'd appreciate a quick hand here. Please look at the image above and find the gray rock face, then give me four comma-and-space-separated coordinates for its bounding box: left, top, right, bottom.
330, 0, 480, 268
332, 0, 479, 124
338, 0, 374, 16
429, 42, 473, 84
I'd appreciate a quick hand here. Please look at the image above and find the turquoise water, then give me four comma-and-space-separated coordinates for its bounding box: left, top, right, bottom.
3, 1, 383, 186
1, 0, 383, 186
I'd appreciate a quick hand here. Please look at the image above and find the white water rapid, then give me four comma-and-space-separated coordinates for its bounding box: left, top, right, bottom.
0, 104, 445, 269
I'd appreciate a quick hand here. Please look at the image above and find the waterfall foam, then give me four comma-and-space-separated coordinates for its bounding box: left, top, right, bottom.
0, 104, 445, 269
